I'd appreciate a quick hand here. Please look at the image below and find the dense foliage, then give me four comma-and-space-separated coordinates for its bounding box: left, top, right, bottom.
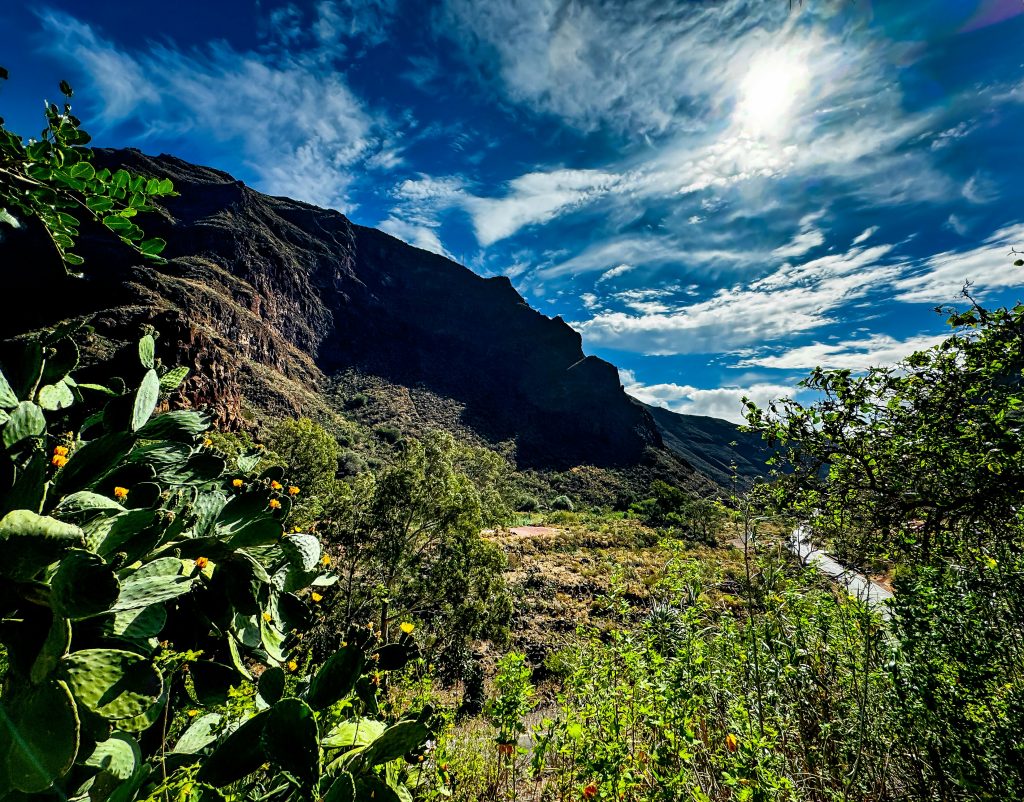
0, 72, 171, 272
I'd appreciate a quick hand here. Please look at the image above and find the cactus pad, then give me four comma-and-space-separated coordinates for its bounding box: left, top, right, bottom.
60, 648, 163, 721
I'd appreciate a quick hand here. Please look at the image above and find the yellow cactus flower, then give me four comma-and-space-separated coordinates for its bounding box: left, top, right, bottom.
195, 556, 209, 570
321, 554, 332, 567
269, 498, 282, 510
187, 709, 199, 718
232, 478, 244, 488
262, 612, 272, 622
726, 733, 739, 753
113, 486, 129, 501
51, 454, 69, 468
311, 592, 323, 603
400, 622, 415, 635
287, 485, 300, 495
53, 445, 69, 457
287, 660, 298, 672
202, 438, 213, 447
270, 480, 283, 490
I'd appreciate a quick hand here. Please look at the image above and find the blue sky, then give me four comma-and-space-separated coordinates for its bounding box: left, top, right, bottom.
3, 0, 1024, 422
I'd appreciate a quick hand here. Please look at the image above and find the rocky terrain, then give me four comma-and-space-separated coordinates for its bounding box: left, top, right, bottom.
0, 148, 767, 493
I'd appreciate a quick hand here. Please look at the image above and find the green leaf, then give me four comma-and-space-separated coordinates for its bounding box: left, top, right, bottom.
172, 713, 223, 754
307, 645, 364, 711
82, 731, 140, 780
322, 718, 386, 750
0, 207, 20, 229
52, 548, 120, 619
0, 509, 85, 579
158, 366, 189, 392
138, 335, 155, 370
258, 667, 285, 706
196, 710, 270, 784
0, 368, 18, 407
0, 679, 80, 792
323, 773, 356, 802
131, 369, 160, 431
261, 699, 320, 786
358, 720, 429, 768
38, 379, 75, 411
2, 400, 46, 448
69, 162, 94, 180
102, 214, 132, 233
86, 196, 114, 214
113, 557, 193, 611
140, 237, 166, 256
60, 649, 163, 721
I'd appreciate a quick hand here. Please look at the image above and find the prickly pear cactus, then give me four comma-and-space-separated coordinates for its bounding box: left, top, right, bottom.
0, 326, 431, 802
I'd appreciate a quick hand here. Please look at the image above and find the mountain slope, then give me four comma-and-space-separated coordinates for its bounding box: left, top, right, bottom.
0, 148, 765, 491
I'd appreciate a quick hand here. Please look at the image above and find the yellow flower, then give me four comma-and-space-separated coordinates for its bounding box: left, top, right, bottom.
187, 709, 199, 718
726, 733, 739, 753
262, 612, 273, 622
195, 556, 209, 570
311, 592, 323, 603
53, 445, 69, 457
270, 480, 283, 490
202, 438, 213, 447
287, 660, 298, 672
287, 485, 300, 496
269, 498, 282, 510
232, 478, 244, 488
399, 622, 415, 635
113, 486, 129, 501
321, 554, 332, 567
51, 454, 69, 468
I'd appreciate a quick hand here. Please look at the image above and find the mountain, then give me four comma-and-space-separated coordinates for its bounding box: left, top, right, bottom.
0, 148, 767, 494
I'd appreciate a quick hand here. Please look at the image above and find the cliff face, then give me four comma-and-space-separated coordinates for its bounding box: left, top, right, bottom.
1, 149, 668, 470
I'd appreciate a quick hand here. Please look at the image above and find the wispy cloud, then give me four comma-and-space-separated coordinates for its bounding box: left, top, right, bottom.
574, 243, 898, 355
736, 332, 948, 371
893, 223, 1024, 303
40, 4, 400, 210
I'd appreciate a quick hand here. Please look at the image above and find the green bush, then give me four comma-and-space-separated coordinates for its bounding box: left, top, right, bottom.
551, 494, 574, 512
375, 424, 402, 444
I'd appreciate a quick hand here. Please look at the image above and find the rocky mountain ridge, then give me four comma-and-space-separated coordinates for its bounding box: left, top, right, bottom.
0, 148, 766, 492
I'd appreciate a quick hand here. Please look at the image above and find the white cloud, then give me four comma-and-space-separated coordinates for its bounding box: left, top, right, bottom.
772, 212, 826, 259
596, 263, 635, 284
378, 216, 450, 258
462, 168, 620, 246
620, 370, 793, 424
962, 172, 998, 205
736, 332, 948, 371
852, 226, 879, 245
574, 243, 898, 355
893, 223, 1024, 303
40, 8, 396, 211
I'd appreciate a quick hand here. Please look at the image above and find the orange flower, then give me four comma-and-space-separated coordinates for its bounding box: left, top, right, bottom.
232, 478, 244, 488
269, 498, 282, 510
582, 782, 598, 798
287, 485, 300, 495
726, 733, 739, 753
195, 556, 209, 570
270, 480, 283, 490
113, 486, 129, 501
51, 454, 69, 468
53, 445, 69, 457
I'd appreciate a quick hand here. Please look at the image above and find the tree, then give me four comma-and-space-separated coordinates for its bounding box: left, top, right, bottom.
743, 293, 1024, 796
0, 71, 172, 272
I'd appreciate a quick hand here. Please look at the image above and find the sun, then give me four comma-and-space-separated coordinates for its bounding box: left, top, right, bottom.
735, 49, 811, 138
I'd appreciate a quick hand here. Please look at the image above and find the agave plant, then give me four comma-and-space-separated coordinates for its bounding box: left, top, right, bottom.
0, 324, 431, 802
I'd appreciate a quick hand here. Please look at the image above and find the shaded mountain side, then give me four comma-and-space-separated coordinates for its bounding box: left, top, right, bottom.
0, 147, 765, 493
641, 403, 772, 487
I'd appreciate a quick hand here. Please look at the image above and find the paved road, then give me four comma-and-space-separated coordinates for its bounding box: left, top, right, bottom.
788, 525, 894, 618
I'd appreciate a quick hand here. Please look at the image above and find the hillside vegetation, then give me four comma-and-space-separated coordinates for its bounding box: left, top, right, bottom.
2, 75, 1022, 802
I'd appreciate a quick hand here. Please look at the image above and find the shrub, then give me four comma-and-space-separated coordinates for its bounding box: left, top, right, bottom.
551, 494, 574, 511
516, 495, 540, 512
374, 424, 402, 444
346, 392, 370, 409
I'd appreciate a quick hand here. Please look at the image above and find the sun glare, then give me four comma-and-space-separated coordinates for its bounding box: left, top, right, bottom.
735, 50, 811, 138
